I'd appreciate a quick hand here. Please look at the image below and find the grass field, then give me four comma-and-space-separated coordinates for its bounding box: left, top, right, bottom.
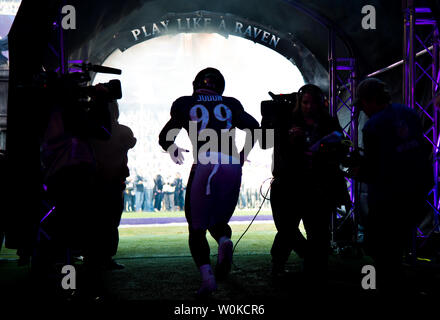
116, 222, 278, 258
1, 210, 440, 306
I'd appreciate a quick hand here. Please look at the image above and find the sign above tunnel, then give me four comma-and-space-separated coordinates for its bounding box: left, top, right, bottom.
117, 11, 283, 51
109, 10, 328, 89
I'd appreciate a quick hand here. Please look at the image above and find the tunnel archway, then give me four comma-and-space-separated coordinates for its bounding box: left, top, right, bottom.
75, 10, 343, 195
73, 10, 330, 90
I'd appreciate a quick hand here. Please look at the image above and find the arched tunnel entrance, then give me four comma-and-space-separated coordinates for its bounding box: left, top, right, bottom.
86, 10, 332, 213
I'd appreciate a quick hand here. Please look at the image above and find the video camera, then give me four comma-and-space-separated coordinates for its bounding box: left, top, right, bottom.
260, 91, 297, 127
30, 63, 122, 140
32, 62, 122, 104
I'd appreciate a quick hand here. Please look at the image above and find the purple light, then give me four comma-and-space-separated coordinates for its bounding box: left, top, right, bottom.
68, 60, 84, 64
435, 70, 440, 92
336, 66, 352, 71
415, 8, 432, 13
43, 184, 47, 192
416, 19, 436, 25
40, 206, 56, 223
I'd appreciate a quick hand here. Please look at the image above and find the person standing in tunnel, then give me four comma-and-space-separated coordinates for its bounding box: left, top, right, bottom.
89, 100, 136, 270
354, 78, 433, 293
158, 67, 259, 296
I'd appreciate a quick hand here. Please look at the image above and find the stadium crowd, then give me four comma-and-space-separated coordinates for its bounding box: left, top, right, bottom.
122, 172, 270, 212
119, 102, 271, 213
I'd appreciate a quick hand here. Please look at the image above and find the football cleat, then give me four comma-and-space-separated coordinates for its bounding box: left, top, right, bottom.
215, 238, 233, 280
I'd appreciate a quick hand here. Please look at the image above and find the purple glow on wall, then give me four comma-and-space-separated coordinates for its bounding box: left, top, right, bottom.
417, 228, 426, 238
101, 126, 112, 137
436, 70, 440, 92
68, 68, 83, 73
336, 66, 352, 71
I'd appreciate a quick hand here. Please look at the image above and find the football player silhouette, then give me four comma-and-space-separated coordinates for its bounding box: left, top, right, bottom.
159, 68, 259, 296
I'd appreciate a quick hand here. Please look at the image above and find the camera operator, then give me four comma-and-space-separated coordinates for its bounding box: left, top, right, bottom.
353, 78, 433, 293
261, 84, 349, 285
38, 72, 119, 296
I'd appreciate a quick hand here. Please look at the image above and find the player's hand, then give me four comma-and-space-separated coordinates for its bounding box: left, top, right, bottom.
167, 144, 189, 165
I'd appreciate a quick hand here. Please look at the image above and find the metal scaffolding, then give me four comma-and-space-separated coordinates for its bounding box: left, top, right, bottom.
328, 30, 359, 245
403, 0, 440, 238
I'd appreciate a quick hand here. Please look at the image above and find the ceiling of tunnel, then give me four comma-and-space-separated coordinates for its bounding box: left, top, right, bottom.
54, 0, 440, 75
10, 0, 440, 89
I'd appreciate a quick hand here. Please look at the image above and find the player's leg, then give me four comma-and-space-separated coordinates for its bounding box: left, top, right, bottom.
301, 195, 332, 287
186, 164, 217, 295
206, 160, 242, 280
209, 223, 233, 281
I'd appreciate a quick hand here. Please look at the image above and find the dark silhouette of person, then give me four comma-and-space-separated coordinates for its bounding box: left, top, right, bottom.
153, 174, 164, 212
124, 178, 135, 212
158, 67, 259, 296
39, 83, 112, 296
173, 172, 185, 211
262, 84, 349, 285
354, 78, 433, 293
89, 100, 136, 270
134, 175, 145, 212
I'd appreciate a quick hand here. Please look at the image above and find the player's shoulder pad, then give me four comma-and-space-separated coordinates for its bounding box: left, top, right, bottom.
172, 96, 193, 106
221, 96, 244, 110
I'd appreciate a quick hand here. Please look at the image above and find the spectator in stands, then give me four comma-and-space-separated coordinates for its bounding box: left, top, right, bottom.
173, 172, 185, 211
141, 175, 154, 212
135, 175, 145, 212
124, 177, 135, 212
163, 175, 175, 211
153, 174, 164, 212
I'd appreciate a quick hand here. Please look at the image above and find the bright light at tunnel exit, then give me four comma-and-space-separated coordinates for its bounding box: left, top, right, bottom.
93, 33, 305, 188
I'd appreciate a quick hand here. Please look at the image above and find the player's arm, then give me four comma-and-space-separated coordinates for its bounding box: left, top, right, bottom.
158, 100, 187, 164
235, 105, 260, 166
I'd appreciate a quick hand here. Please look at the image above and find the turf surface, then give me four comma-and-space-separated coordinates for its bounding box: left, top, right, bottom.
1, 212, 440, 308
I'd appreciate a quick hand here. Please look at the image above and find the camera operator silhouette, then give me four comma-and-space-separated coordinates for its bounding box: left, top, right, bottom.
261, 84, 350, 288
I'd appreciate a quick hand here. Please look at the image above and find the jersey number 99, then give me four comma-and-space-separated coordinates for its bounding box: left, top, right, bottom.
189, 104, 232, 131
